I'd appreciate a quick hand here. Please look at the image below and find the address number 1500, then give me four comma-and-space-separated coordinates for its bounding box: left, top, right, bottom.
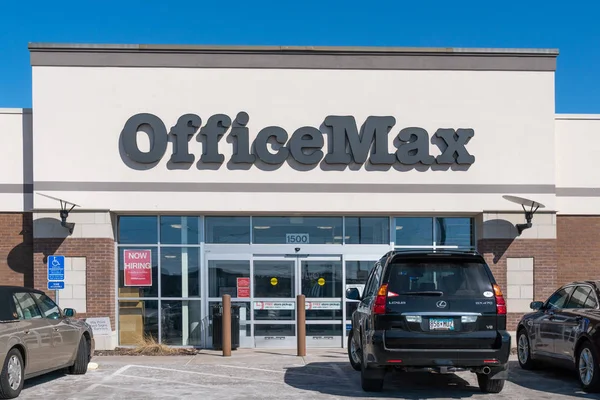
286, 233, 309, 244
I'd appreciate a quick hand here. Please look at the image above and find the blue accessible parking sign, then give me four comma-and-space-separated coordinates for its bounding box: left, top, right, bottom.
48, 281, 65, 290
47, 255, 65, 289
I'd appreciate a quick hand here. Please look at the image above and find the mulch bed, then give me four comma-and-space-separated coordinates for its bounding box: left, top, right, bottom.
94, 347, 202, 356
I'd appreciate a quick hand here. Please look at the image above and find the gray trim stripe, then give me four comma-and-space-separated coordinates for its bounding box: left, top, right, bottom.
29, 44, 558, 71
0, 184, 33, 194
33, 181, 556, 194
556, 188, 600, 197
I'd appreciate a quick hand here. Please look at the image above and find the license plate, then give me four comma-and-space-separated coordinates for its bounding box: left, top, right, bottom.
429, 318, 455, 331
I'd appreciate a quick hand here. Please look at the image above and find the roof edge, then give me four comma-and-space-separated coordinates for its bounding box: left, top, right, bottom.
27, 42, 560, 57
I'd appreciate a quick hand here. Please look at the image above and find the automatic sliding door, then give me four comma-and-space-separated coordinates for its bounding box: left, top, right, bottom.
253, 259, 296, 348
301, 257, 343, 348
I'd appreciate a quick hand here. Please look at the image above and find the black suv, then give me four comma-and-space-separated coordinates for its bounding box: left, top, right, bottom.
346, 250, 511, 393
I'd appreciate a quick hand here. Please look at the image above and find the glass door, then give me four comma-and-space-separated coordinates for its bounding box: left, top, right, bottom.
253, 257, 297, 348
252, 255, 343, 348
300, 257, 343, 348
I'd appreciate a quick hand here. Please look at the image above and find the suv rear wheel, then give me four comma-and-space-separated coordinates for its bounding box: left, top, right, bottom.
477, 373, 505, 393
359, 337, 385, 392
347, 330, 361, 371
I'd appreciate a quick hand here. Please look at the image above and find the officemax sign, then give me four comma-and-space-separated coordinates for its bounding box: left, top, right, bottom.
120, 112, 475, 167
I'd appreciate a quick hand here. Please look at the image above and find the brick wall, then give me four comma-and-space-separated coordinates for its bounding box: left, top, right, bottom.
557, 216, 600, 285
477, 238, 557, 330
0, 212, 33, 287
33, 238, 115, 329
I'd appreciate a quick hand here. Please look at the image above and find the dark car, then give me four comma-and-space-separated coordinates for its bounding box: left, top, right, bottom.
346, 250, 511, 393
0, 286, 94, 399
516, 281, 600, 392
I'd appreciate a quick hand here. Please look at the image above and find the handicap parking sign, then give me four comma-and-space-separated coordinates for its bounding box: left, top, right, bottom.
47, 255, 65, 282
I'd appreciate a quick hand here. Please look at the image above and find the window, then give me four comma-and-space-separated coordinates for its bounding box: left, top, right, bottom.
208, 260, 250, 298
205, 217, 250, 243
161, 247, 200, 297
394, 217, 475, 249
395, 217, 433, 246
584, 291, 599, 309
252, 216, 343, 244
160, 216, 201, 245
545, 287, 574, 310
14, 292, 42, 319
566, 286, 593, 309
118, 216, 158, 244
345, 217, 389, 244
31, 293, 61, 319
118, 300, 159, 345
346, 261, 376, 319
363, 264, 382, 299
387, 261, 492, 297
12, 296, 24, 319
118, 247, 159, 298
435, 217, 474, 248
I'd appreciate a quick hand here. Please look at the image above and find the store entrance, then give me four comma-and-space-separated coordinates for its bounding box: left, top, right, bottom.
253, 255, 343, 348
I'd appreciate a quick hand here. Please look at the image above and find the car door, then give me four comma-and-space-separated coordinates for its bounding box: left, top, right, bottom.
12, 292, 54, 374
359, 263, 382, 335
30, 292, 81, 367
534, 286, 574, 357
353, 263, 380, 341
556, 285, 597, 362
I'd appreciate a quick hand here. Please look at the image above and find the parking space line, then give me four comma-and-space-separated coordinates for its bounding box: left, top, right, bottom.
80, 364, 133, 393
126, 365, 285, 384
330, 363, 352, 383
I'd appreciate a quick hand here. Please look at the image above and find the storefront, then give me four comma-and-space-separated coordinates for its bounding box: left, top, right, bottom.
0, 43, 598, 350
115, 214, 473, 348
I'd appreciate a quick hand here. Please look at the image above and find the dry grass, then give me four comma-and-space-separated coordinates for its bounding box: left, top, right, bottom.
128, 334, 179, 356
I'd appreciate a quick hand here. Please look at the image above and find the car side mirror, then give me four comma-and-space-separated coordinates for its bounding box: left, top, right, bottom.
346, 287, 361, 301
530, 301, 544, 311
63, 308, 76, 317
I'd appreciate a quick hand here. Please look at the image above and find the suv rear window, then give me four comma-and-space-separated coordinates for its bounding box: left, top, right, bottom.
388, 260, 493, 297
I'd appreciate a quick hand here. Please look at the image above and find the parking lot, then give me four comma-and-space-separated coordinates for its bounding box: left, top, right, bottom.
16, 349, 600, 400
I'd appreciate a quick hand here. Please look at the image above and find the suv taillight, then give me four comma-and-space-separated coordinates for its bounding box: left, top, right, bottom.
373, 284, 389, 315
493, 284, 507, 315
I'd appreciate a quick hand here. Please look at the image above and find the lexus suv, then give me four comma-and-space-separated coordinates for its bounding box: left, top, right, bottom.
346, 250, 511, 393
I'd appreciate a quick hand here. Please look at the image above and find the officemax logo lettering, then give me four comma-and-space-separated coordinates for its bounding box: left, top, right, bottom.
120, 112, 475, 169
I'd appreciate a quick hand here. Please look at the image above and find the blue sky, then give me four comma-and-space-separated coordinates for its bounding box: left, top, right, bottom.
1, 0, 599, 113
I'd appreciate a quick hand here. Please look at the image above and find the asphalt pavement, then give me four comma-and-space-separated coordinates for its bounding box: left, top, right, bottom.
17, 349, 600, 400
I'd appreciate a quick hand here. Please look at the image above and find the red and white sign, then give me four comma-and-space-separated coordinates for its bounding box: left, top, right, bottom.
306, 301, 341, 310
237, 277, 250, 298
253, 301, 295, 310
124, 250, 152, 287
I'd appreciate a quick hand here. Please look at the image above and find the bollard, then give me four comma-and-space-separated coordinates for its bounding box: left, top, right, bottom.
222, 294, 232, 357
297, 294, 306, 357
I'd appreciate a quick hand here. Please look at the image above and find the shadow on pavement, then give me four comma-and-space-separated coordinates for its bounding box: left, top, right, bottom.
507, 361, 596, 398
284, 362, 481, 399
23, 369, 67, 390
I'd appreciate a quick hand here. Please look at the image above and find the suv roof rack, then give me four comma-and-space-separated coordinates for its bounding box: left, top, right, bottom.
391, 248, 480, 256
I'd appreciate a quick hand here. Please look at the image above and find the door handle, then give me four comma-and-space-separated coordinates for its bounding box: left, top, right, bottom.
53, 327, 59, 332
24, 330, 30, 335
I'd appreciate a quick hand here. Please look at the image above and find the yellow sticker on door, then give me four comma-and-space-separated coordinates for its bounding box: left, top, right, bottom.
318, 277, 325, 286
270, 277, 278, 286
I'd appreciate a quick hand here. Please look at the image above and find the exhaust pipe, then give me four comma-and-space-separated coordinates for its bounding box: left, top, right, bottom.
482, 366, 491, 375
